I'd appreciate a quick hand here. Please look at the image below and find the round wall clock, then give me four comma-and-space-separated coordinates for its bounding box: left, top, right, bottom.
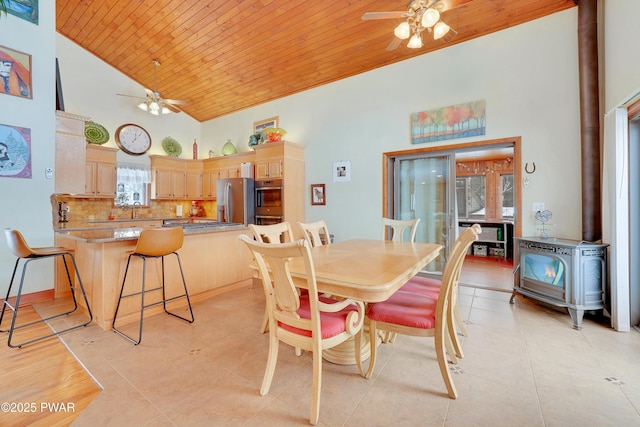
114, 123, 152, 155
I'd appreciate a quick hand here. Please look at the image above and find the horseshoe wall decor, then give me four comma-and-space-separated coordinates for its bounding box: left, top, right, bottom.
524, 162, 536, 174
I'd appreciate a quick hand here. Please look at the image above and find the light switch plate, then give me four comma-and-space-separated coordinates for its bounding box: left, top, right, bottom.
45, 167, 53, 179
533, 202, 545, 212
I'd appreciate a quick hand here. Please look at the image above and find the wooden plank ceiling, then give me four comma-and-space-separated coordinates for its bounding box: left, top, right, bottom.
56, 0, 576, 123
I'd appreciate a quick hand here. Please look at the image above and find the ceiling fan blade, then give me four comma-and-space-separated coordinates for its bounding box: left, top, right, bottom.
361, 11, 406, 20
437, 0, 474, 13
386, 37, 402, 51
163, 103, 182, 113
163, 98, 187, 105
116, 93, 147, 100
144, 88, 155, 97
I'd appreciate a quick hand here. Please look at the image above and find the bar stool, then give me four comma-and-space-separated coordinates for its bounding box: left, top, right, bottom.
0, 229, 93, 348
112, 227, 194, 345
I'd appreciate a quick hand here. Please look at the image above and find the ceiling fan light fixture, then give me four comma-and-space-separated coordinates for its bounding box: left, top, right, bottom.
433, 21, 450, 40
150, 108, 160, 116
407, 33, 423, 49
161, 106, 171, 115
149, 101, 160, 112
394, 22, 411, 40
421, 8, 440, 28
138, 102, 148, 111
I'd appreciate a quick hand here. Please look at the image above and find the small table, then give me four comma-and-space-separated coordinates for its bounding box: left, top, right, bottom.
287, 239, 442, 363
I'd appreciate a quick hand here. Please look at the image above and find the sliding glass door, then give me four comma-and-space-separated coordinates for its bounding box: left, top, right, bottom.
391, 152, 457, 273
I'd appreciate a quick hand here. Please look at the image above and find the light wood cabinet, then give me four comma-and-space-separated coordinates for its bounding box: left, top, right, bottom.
202, 151, 255, 200
185, 160, 203, 199
84, 145, 117, 198
255, 158, 283, 179
150, 156, 209, 200
55, 111, 89, 194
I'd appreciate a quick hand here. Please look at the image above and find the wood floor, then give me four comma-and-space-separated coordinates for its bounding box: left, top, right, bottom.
0, 304, 101, 427
459, 255, 514, 292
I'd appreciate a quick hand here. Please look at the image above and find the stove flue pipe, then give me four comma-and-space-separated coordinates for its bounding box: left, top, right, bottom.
577, 0, 601, 242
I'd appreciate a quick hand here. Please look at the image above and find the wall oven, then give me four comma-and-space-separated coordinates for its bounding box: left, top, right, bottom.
255, 179, 283, 225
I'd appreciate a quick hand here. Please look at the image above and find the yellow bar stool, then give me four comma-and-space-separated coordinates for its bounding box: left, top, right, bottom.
112, 227, 194, 345
0, 229, 93, 348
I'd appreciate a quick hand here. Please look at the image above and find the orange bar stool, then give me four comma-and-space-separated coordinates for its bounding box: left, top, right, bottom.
0, 229, 93, 348
112, 227, 194, 345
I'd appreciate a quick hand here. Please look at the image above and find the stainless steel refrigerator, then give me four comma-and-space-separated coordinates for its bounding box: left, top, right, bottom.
216, 178, 255, 225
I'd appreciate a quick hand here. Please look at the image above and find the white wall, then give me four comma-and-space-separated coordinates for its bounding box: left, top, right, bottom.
604, 0, 640, 111
203, 9, 582, 242
0, 4, 57, 294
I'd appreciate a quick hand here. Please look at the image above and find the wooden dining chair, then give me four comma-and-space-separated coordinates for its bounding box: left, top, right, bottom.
382, 217, 420, 242
248, 222, 294, 244
297, 220, 331, 247
356, 225, 479, 399
399, 223, 482, 358
248, 222, 295, 334
240, 235, 364, 425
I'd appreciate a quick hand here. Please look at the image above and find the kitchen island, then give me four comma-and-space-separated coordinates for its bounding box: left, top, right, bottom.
55, 223, 254, 330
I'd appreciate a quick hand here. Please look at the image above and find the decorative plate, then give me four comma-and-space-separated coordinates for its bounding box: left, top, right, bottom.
161, 136, 182, 157
84, 121, 109, 145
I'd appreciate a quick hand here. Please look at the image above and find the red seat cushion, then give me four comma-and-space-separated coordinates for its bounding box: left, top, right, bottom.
278, 295, 359, 338
400, 276, 441, 299
367, 291, 437, 329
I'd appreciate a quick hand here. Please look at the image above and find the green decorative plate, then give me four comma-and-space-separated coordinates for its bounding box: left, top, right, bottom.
84, 121, 109, 145
162, 137, 182, 157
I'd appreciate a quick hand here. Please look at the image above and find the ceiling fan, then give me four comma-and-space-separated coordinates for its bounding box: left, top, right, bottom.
117, 60, 186, 115
362, 0, 464, 51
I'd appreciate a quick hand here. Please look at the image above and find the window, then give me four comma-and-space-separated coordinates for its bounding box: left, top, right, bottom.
501, 174, 514, 218
456, 176, 486, 219
115, 164, 151, 206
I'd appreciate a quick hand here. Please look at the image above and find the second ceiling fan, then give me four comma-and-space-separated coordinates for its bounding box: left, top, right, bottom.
362, 0, 468, 51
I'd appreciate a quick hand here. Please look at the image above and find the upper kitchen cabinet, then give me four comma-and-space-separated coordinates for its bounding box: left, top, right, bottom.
150, 155, 188, 200
202, 151, 255, 199
185, 159, 203, 199
84, 145, 117, 198
55, 111, 89, 194
254, 141, 303, 181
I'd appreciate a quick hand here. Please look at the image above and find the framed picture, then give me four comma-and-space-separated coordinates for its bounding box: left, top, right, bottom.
333, 160, 351, 182
0, 123, 32, 179
254, 116, 279, 133
6, 0, 39, 25
0, 45, 32, 99
311, 184, 326, 206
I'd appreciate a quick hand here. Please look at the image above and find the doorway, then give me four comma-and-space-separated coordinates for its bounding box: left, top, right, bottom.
384, 137, 521, 290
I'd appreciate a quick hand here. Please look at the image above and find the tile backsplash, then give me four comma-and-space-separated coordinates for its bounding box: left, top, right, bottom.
52, 196, 217, 224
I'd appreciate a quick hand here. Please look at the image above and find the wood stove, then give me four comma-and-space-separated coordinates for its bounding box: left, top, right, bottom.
510, 237, 609, 330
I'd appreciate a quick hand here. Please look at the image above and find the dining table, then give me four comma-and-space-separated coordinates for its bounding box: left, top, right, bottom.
285, 238, 442, 364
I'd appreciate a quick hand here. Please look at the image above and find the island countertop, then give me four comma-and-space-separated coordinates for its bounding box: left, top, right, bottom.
55, 223, 249, 243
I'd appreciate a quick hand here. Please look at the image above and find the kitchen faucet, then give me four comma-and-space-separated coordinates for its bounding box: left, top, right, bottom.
132, 202, 142, 219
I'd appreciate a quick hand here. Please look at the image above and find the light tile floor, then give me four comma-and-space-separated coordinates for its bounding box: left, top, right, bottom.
50, 279, 640, 427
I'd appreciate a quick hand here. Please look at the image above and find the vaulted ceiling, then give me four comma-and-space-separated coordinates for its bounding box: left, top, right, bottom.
56, 0, 576, 122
